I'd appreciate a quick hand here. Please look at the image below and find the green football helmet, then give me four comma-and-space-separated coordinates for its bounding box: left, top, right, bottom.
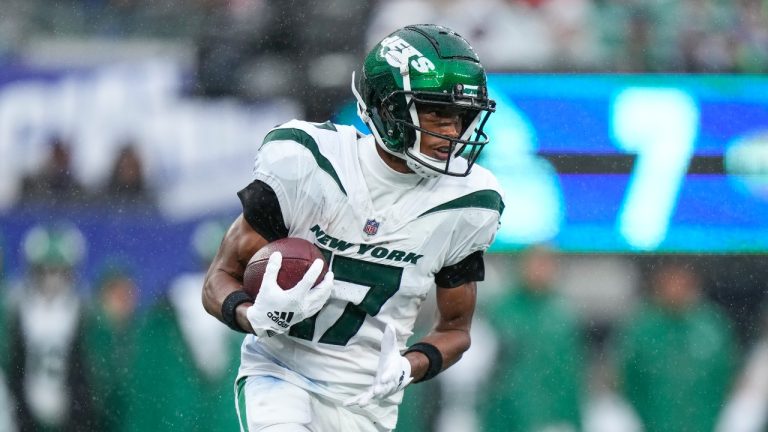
352, 24, 496, 178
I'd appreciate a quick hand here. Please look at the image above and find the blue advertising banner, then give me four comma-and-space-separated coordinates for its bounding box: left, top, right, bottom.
337, 74, 768, 253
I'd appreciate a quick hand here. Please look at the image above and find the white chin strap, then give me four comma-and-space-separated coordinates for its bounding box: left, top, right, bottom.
406, 157, 440, 178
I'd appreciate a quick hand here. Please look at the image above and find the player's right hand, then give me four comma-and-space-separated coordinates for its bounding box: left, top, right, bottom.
246, 252, 333, 338
344, 325, 413, 407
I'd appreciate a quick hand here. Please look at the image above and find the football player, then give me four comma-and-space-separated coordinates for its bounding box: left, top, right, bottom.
203, 24, 504, 432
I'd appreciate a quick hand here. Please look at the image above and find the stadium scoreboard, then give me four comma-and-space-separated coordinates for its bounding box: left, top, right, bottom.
339, 74, 768, 253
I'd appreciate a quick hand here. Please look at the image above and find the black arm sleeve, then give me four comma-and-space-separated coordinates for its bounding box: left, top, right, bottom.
434, 250, 485, 288
237, 180, 288, 242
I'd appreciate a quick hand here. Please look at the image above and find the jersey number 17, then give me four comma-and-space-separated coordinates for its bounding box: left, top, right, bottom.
289, 251, 403, 346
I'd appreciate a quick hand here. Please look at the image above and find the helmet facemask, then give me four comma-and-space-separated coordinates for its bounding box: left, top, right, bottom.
353, 70, 495, 178
390, 85, 494, 178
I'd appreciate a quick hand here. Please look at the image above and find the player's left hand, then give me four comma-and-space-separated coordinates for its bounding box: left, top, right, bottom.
344, 324, 412, 407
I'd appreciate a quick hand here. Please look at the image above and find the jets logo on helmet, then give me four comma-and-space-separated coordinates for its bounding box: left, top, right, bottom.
352, 24, 496, 178
379, 35, 435, 74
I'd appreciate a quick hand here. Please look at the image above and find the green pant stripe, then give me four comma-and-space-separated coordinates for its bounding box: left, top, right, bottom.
236, 377, 249, 432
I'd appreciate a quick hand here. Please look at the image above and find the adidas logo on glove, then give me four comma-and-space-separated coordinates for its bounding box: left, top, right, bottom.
267, 311, 294, 328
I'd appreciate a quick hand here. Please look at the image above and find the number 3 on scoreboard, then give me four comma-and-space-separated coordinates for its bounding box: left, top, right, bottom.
289, 253, 403, 346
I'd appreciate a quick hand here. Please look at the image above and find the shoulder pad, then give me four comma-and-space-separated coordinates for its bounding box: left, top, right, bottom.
421, 163, 505, 217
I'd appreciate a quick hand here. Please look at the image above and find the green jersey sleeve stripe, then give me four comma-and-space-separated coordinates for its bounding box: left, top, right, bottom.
263, 128, 347, 196
418, 189, 504, 217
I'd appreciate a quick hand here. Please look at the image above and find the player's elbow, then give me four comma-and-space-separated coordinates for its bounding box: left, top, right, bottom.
440, 331, 471, 370
459, 331, 471, 353
452, 329, 472, 362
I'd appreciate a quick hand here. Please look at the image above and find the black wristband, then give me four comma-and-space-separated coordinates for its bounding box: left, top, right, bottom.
221, 290, 253, 333
404, 342, 444, 382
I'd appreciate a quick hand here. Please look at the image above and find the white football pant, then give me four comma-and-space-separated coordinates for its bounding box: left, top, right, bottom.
236, 375, 391, 432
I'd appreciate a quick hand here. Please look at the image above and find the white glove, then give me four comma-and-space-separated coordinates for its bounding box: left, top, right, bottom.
344, 325, 413, 407
246, 252, 334, 338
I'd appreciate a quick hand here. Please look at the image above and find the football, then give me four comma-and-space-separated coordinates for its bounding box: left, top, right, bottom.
242, 237, 329, 298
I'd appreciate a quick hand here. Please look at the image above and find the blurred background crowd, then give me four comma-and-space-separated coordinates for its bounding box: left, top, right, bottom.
1, 0, 768, 431
1, 0, 767, 118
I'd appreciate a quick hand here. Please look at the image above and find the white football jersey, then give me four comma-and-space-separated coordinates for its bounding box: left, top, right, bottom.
238, 120, 504, 428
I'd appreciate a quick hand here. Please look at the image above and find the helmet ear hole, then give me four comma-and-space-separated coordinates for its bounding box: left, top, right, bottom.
378, 100, 409, 143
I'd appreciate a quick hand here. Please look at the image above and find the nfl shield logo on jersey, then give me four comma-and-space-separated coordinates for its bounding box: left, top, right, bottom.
363, 219, 380, 236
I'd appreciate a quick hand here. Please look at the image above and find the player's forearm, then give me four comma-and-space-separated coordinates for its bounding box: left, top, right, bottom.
203, 268, 246, 318
406, 281, 476, 382
203, 268, 256, 333
406, 328, 471, 381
